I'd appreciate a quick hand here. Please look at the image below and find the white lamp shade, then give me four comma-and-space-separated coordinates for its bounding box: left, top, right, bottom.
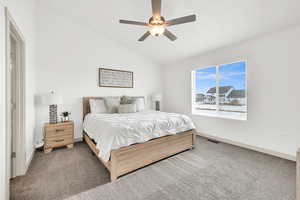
152, 93, 163, 101
41, 92, 62, 105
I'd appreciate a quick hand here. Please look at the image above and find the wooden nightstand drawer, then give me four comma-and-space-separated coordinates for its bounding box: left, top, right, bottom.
45, 128, 73, 138
45, 124, 73, 132
44, 135, 74, 148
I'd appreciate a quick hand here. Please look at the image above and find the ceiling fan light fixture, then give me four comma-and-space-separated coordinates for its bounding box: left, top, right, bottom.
119, 0, 196, 41
149, 25, 165, 36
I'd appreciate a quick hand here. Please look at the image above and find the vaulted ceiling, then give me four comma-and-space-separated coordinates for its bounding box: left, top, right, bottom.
39, 0, 300, 65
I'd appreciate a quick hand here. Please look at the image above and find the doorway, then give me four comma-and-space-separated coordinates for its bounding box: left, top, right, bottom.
9, 34, 18, 178
5, 7, 26, 200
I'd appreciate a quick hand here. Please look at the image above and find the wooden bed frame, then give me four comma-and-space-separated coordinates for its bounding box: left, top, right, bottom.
82, 97, 196, 181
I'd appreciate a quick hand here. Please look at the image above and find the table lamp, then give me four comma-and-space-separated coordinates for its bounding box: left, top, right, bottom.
41, 91, 62, 124
151, 93, 162, 111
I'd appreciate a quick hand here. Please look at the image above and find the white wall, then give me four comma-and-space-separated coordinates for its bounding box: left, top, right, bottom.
0, 0, 36, 199
35, 4, 162, 144
163, 25, 300, 159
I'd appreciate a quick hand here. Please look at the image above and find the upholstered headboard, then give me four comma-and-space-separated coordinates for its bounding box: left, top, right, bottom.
82, 96, 145, 120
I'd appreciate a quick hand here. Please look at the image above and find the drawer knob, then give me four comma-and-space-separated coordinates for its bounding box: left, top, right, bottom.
54, 139, 64, 142
56, 129, 65, 132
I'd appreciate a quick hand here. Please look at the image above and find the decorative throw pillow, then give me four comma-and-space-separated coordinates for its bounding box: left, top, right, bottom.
89, 99, 107, 114
134, 97, 145, 112
120, 95, 134, 105
118, 104, 137, 113
105, 97, 120, 113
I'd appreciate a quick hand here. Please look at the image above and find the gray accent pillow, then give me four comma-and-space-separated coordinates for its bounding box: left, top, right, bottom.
120, 95, 134, 105
134, 97, 145, 112
105, 97, 120, 113
118, 104, 137, 113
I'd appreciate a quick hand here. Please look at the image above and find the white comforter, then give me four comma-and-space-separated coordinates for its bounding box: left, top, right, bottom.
83, 111, 195, 162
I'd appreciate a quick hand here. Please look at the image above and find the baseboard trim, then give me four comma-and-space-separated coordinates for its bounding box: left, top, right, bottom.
75, 137, 83, 143
25, 148, 35, 173
197, 132, 296, 161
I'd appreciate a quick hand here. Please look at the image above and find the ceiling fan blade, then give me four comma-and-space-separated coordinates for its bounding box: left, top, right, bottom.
119, 19, 148, 26
138, 31, 151, 41
163, 29, 177, 41
166, 14, 196, 26
151, 0, 161, 17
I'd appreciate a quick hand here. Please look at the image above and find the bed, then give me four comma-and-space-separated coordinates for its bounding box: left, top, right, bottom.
82, 97, 196, 181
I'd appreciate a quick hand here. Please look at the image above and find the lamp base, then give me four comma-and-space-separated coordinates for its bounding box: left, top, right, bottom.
155, 101, 160, 111
49, 104, 57, 124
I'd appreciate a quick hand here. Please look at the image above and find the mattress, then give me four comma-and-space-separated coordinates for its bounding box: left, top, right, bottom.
83, 111, 195, 162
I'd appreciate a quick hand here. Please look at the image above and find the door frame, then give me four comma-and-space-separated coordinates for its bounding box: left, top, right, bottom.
5, 7, 26, 198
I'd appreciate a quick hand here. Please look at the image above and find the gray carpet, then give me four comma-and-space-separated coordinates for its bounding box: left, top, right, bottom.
66, 137, 296, 200
11, 137, 296, 200
10, 143, 110, 200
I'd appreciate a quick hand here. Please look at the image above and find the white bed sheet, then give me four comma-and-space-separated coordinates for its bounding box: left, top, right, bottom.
83, 111, 195, 162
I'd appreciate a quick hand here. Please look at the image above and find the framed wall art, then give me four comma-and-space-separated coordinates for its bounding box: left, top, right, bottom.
98, 68, 134, 88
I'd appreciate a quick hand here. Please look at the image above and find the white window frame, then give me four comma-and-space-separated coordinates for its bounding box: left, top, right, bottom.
191, 60, 247, 121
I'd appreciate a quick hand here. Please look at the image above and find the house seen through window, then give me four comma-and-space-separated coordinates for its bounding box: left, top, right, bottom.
191, 61, 247, 120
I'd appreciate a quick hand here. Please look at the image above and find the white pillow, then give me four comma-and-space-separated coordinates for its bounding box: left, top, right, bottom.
134, 97, 145, 112
105, 97, 120, 113
89, 99, 107, 114
118, 104, 137, 113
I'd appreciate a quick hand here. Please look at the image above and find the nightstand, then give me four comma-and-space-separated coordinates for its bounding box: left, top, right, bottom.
44, 121, 74, 153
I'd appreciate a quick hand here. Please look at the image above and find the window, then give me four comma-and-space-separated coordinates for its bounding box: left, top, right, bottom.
192, 61, 247, 120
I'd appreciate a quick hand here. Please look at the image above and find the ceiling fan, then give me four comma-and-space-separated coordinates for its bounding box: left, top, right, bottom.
119, 0, 196, 41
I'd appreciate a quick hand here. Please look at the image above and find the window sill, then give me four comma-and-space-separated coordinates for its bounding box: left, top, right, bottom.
192, 110, 247, 121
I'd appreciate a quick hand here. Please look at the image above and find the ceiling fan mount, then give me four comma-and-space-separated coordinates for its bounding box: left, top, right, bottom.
119, 0, 196, 41
149, 16, 165, 25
